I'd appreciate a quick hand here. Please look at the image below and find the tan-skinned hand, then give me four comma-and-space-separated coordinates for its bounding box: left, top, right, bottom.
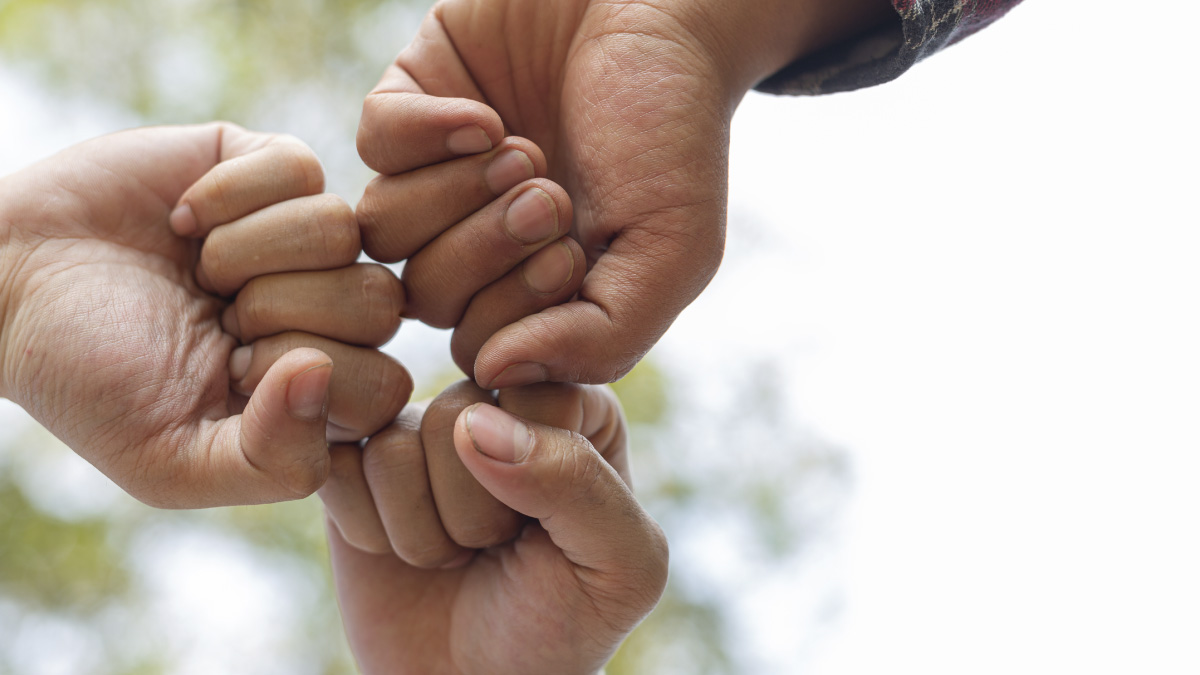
357, 0, 895, 387
320, 381, 668, 675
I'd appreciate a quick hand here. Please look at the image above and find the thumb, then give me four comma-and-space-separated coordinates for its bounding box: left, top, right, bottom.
453, 404, 668, 594
473, 224, 723, 387
185, 348, 334, 506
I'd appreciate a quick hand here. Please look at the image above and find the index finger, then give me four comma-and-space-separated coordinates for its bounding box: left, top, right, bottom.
422, 381, 524, 549
497, 383, 630, 486
357, 65, 504, 175
170, 129, 326, 238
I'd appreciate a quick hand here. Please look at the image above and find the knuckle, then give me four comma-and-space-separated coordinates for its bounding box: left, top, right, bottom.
316, 194, 361, 262
204, 168, 239, 221
372, 263, 408, 312
404, 264, 464, 330
354, 193, 393, 262
448, 329, 480, 379
412, 299, 456, 330
539, 430, 604, 500
236, 280, 271, 334
394, 540, 456, 570
275, 448, 331, 498
359, 264, 405, 342
565, 438, 606, 493
362, 425, 424, 476
199, 240, 233, 294
356, 97, 388, 166
623, 524, 672, 611
642, 520, 671, 594
327, 444, 362, 481
277, 137, 325, 195
448, 515, 518, 550
260, 331, 314, 361
420, 309, 457, 331
498, 382, 583, 427
365, 358, 413, 425
428, 380, 487, 417
344, 529, 393, 556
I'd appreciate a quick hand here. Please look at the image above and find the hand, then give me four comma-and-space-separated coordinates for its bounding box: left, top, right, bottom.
321, 382, 668, 674
322, 380, 631, 558
0, 123, 410, 508
358, 0, 894, 387
355, 135, 586, 377
170, 142, 412, 444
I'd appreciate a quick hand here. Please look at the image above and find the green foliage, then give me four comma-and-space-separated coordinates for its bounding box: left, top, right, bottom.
608, 588, 734, 675
0, 480, 128, 611
0, 429, 356, 673
0, 0, 411, 123
610, 358, 671, 426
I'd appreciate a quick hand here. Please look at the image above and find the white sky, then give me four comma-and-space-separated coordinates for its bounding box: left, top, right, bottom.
3, 1, 1199, 673
679, 1, 1200, 672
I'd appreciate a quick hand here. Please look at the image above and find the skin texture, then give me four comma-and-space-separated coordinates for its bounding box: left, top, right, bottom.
359, 0, 896, 387
321, 382, 667, 675
0, 123, 410, 507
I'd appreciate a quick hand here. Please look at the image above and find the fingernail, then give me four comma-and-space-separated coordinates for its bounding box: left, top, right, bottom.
446, 125, 492, 155
439, 549, 476, 570
229, 345, 253, 381
522, 241, 574, 294
466, 404, 531, 463
287, 362, 333, 422
486, 362, 548, 389
505, 188, 558, 244
485, 149, 535, 194
169, 203, 197, 236
220, 304, 241, 337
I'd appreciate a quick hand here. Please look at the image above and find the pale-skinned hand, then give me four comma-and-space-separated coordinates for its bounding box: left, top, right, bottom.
0, 123, 411, 507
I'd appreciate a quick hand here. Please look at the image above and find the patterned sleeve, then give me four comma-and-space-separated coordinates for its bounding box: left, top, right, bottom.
756, 0, 1024, 96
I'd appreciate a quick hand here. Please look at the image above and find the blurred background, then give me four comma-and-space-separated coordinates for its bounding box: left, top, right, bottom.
1, 1, 1198, 673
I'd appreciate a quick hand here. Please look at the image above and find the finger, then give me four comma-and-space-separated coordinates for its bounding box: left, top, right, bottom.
197, 193, 360, 296
362, 410, 472, 568
171, 131, 325, 238
422, 381, 523, 549
450, 238, 585, 378
168, 347, 333, 507
475, 225, 723, 386
496, 383, 630, 486
359, 73, 502, 175
454, 404, 668, 598
223, 264, 405, 347
230, 332, 412, 442
402, 180, 574, 329
357, 137, 546, 263
357, 12, 501, 175
319, 443, 392, 555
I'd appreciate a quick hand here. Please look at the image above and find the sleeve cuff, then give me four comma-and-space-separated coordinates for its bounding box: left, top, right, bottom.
755, 0, 1022, 96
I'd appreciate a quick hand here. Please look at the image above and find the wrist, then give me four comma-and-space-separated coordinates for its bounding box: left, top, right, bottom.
662, 0, 898, 97
0, 178, 34, 401
0, 195, 17, 401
